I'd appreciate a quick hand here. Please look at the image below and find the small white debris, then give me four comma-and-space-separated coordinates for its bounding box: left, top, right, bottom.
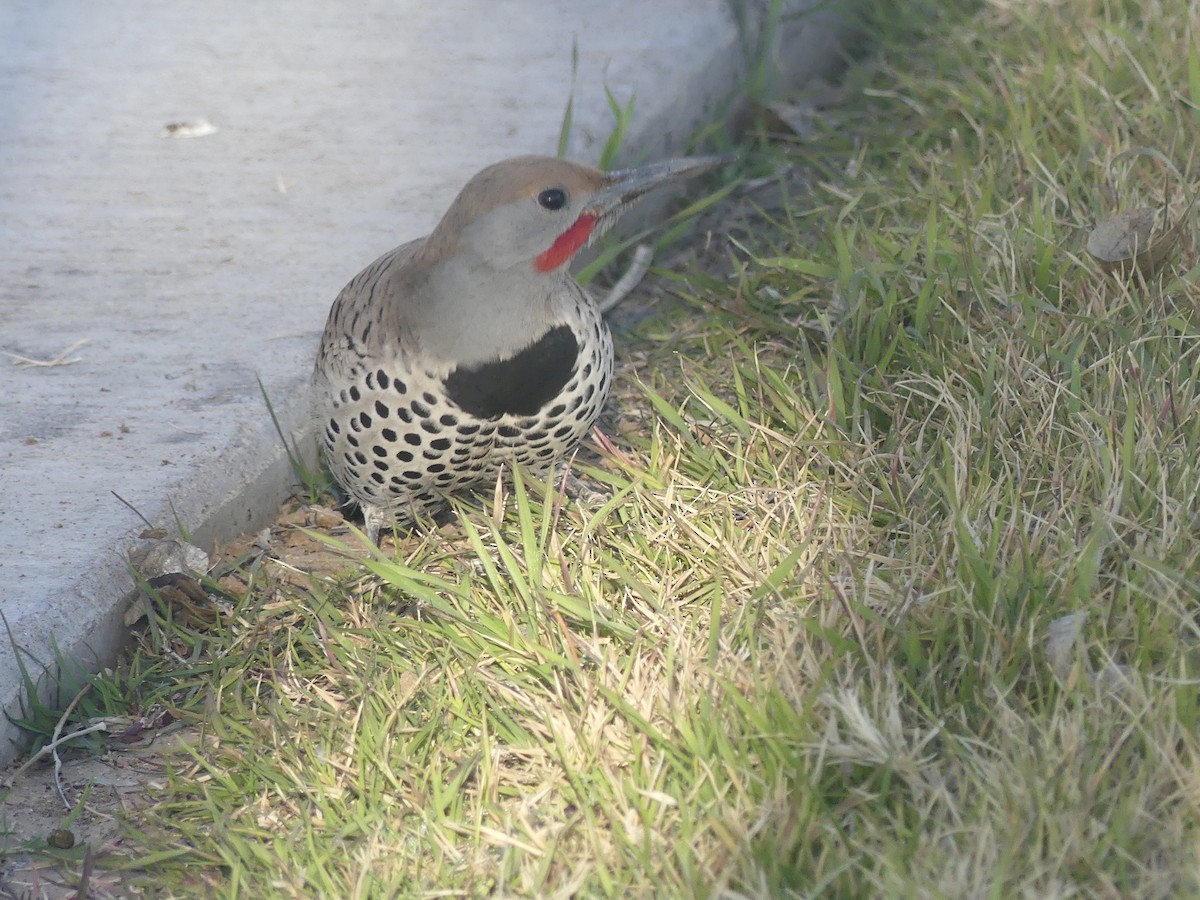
162, 119, 218, 138
254, 528, 273, 551
1045, 611, 1086, 677
1046, 611, 1133, 690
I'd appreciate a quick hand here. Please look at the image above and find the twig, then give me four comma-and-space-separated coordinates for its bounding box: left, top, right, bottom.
4, 338, 91, 368
111, 490, 156, 530
3, 718, 111, 785
598, 244, 654, 314
3, 682, 103, 809
51, 683, 97, 809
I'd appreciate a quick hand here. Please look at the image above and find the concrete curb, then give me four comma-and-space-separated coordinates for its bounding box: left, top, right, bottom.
0, 0, 856, 764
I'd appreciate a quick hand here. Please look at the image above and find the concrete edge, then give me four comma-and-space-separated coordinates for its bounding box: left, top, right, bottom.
2, 1, 859, 764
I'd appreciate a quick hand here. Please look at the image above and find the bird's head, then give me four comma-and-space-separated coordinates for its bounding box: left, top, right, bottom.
424, 154, 733, 274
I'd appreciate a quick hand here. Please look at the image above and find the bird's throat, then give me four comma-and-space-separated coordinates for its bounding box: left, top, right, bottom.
534, 213, 597, 272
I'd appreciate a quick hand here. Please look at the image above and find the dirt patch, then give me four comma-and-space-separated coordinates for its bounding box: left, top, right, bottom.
0, 728, 201, 899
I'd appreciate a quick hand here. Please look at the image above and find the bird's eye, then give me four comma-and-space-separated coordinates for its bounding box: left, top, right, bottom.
537, 188, 567, 210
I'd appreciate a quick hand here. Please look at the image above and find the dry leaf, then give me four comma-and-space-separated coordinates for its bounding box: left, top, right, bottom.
1086, 202, 1190, 279
128, 537, 209, 580
125, 537, 212, 626
749, 100, 817, 138
1045, 611, 1084, 677
1045, 611, 1132, 690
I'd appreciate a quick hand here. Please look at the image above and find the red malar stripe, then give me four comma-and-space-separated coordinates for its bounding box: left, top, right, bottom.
534, 213, 597, 272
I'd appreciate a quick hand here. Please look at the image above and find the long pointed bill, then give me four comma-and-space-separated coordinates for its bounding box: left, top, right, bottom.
589, 154, 735, 215
534, 154, 734, 272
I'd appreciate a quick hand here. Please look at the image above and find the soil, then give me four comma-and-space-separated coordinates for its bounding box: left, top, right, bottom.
0, 728, 198, 898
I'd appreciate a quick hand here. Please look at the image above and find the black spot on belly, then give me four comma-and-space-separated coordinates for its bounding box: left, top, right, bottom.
444, 324, 578, 418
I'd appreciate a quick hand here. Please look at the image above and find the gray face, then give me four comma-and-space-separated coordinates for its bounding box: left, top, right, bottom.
455, 185, 594, 271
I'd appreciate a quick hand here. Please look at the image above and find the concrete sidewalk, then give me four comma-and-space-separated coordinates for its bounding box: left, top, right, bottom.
0, 0, 853, 763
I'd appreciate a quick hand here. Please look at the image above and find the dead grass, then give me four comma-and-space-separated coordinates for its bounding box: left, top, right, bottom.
4, 0, 1200, 895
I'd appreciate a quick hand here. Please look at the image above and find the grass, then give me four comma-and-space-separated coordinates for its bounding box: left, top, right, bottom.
7, 0, 1200, 895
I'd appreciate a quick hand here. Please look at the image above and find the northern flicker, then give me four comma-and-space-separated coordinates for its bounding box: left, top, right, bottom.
314, 153, 729, 542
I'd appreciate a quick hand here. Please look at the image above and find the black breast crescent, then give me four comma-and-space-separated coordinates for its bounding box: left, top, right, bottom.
444, 324, 579, 419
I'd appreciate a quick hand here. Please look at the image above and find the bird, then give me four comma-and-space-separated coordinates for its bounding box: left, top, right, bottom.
313, 152, 730, 542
